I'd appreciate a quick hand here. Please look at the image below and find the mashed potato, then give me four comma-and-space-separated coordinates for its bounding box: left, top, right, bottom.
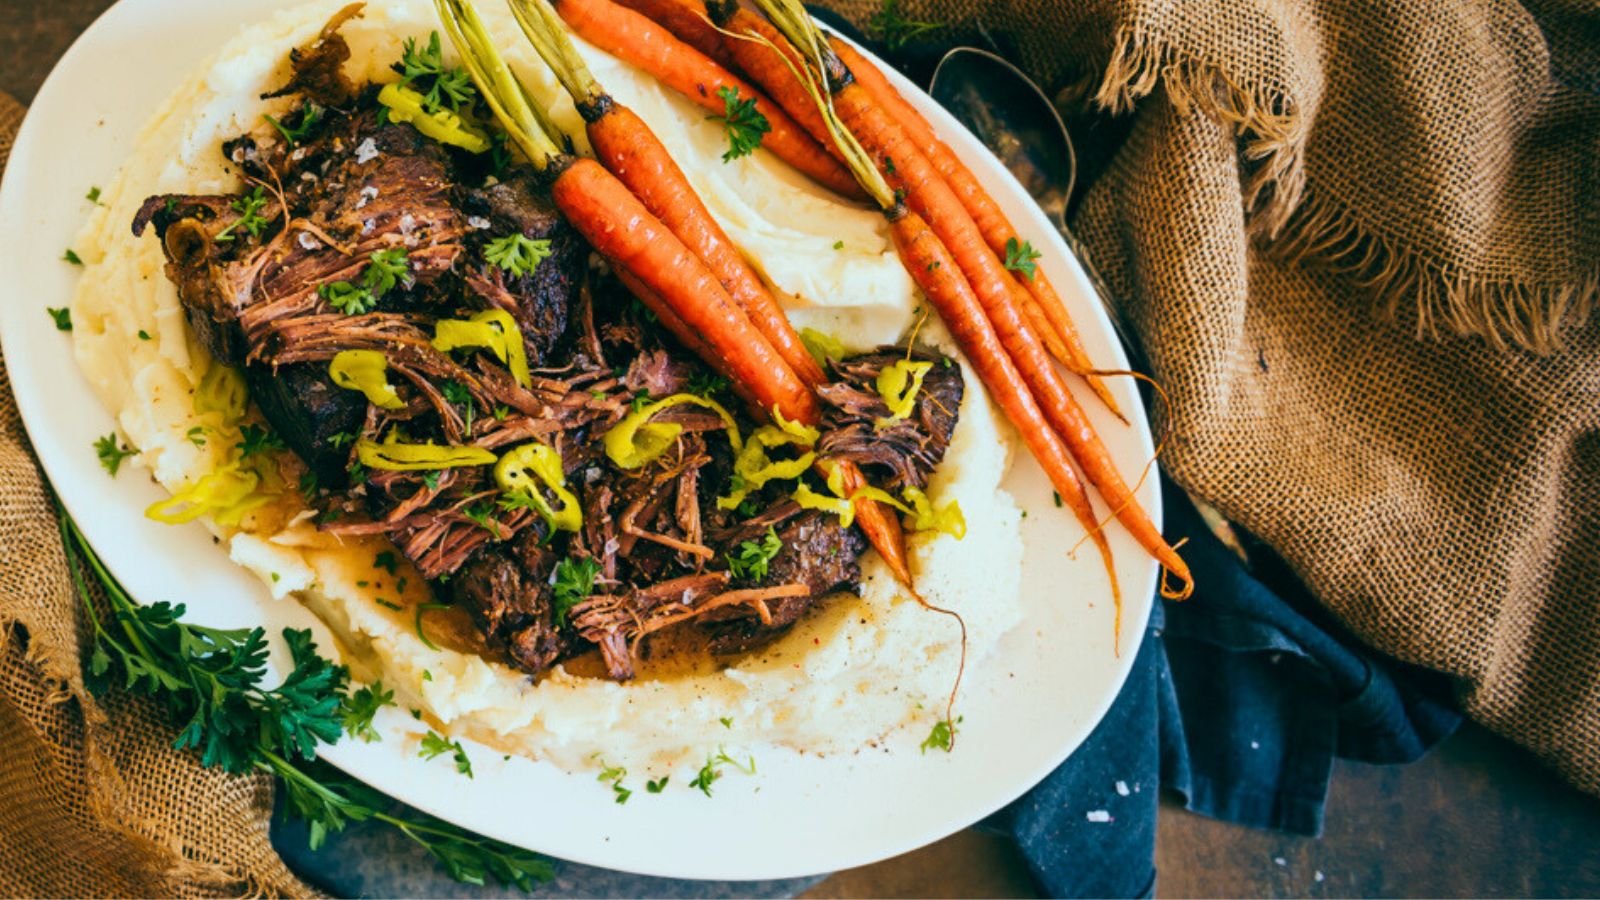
69, 0, 1022, 773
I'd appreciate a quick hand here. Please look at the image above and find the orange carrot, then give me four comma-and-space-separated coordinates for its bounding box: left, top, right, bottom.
610, 0, 734, 67
890, 205, 1120, 610
551, 157, 819, 425
832, 38, 1125, 421
708, 6, 843, 166
584, 103, 827, 386
550, 0, 863, 199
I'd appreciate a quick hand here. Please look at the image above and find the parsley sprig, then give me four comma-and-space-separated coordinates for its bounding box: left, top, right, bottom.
319, 247, 411, 314
94, 432, 136, 476
1003, 237, 1041, 279
263, 102, 324, 147
483, 233, 553, 278
708, 86, 770, 162
688, 747, 756, 797
214, 186, 273, 244
397, 32, 478, 115
421, 729, 475, 778
868, 0, 946, 51
57, 508, 551, 889
726, 526, 783, 581
550, 556, 600, 628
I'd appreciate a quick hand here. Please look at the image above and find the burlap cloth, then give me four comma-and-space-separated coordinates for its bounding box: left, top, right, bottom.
1, 0, 1596, 893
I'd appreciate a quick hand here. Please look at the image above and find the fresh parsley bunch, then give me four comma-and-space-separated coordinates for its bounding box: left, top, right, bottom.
58, 508, 551, 889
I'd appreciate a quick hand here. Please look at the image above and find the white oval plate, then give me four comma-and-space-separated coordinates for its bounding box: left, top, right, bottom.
0, 0, 1157, 882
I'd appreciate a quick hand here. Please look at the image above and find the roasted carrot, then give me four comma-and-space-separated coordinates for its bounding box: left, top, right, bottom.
830, 38, 1124, 420
501, 0, 913, 585
705, 5, 844, 166
610, 0, 734, 68
743, 0, 1193, 603
439, 0, 818, 428
548, 0, 863, 199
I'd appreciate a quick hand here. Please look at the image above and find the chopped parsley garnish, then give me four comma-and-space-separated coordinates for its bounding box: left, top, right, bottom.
347, 460, 368, 485
213, 186, 272, 244
1003, 237, 1041, 279
646, 777, 669, 794
342, 681, 396, 743
708, 86, 770, 162
726, 526, 782, 581
375, 598, 403, 612
421, 470, 442, 491
483, 233, 553, 278
327, 430, 357, 449
62, 249, 83, 266
319, 248, 409, 314
237, 424, 287, 458
1052, 490, 1062, 508
832, 240, 844, 250
441, 380, 475, 437
920, 715, 962, 753
869, 0, 945, 51
551, 556, 600, 628
689, 747, 756, 798
630, 391, 651, 413
492, 404, 511, 421
397, 32, 477, 114
46, 307, 72, 330
263, 102, 323, 147
299, 470, 321, 496
420, 729, 474, 778
86, 185, 102, 203
94, 433, 136, 476
461, 503, 503, 538
596, 759, 631, 804
186, 426, 207, 447
374, 550, 399, 576
720, 716, 733, 729
138, 329, 152, 341
688, 370, 729, 398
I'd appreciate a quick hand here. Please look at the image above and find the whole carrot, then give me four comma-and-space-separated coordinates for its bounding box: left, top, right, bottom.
548, 0, 864, 199
611, 0, 734, 67
831, 38, 1125, 420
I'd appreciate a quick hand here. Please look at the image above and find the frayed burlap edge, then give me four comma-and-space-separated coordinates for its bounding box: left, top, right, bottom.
1270, 190, 1599, 353
1080, 25, 1594, 354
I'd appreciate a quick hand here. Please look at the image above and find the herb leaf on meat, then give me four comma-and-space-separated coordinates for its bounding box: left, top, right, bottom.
483, 233, 553, 278
726, 527, 783, 581
551, 557, 600, 628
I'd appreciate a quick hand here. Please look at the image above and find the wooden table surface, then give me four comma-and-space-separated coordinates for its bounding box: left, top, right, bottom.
7, 2, 1599, 897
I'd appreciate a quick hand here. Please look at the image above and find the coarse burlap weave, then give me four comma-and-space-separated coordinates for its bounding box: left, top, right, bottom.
0, 0, 1596, 892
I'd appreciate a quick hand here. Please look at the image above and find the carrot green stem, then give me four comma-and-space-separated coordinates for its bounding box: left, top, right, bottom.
435, 0, 566, 166
507, 0, 606, 108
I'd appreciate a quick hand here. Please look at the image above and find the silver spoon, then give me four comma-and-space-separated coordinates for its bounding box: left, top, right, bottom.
929, 48, 1139, 356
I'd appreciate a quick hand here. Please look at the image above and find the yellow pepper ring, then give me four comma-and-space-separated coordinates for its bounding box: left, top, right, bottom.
494, 442, 582, 532
431, 309, 531, 389
377, 83, 491, 153
875, 359, 934, 427
145, 464, 260, 525
329, 349, 407, 410
605, 394, 742, 471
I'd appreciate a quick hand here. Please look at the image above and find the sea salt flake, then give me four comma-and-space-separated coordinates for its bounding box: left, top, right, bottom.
361, 218, 375, 235
1273, 857, 1287, 867
300, 171, 319, 183
296, 232, 322, 251
1115, 780, 1130, 797
468, 215, 492, 230
1085, 810, 1112, 823
356, 185, 379, 209
1315, 871, 1325, 883
1251, 740, 1261, 749
355, 137, 379, 163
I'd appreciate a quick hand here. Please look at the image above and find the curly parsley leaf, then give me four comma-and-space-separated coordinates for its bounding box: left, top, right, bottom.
708, 86, 770, 162
263, 102, 324, 147
420, 729, 474, 778
726, 526, 783, 581
62, 249, 83, 266
237, 423, 287, 459
47, 307, 73, 331
551, 556, 600, 629
214, 186, 273, 243
1003, 237, 1041, 280
483, 233, 553, 278
920, 715, 962, 753
397, 32, 478, 115
94, 433, 136, 476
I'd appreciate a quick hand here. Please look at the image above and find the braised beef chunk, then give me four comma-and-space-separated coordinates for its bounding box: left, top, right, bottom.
458, 173, 586, 365
132, 10, 964, 683
705, 509, 865, 654
817, 350, 965, 490
450, 540, 569, 673
243, 362, 365, 487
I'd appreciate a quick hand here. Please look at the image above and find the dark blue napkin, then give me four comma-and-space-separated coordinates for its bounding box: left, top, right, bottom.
999, 478, 1461, 898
